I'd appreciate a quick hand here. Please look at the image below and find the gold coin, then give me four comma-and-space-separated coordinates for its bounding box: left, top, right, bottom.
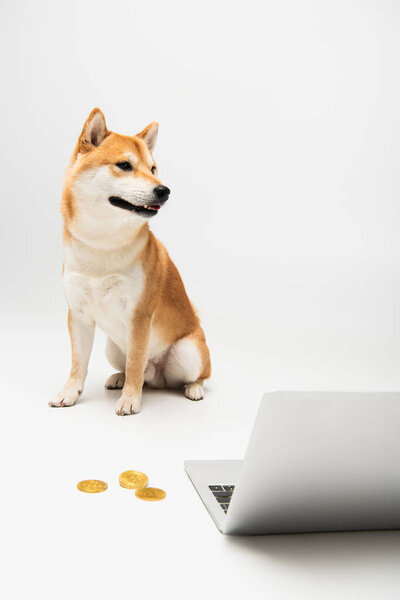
119, 470, 149, 490
77, 480, 108, 493
135, 487, 166, 501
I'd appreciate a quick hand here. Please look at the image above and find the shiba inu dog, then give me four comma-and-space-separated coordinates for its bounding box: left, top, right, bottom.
50, 108, 211, 415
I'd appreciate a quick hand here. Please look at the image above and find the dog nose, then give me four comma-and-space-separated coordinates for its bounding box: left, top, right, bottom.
153, 185, 170, 202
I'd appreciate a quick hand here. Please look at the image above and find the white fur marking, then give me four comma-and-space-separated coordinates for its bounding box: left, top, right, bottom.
69, 166, 156, 248
165, 338, 202, 386
63, 264, 144, 353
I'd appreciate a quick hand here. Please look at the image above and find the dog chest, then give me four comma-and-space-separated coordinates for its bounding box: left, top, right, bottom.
63, 265, 144, 342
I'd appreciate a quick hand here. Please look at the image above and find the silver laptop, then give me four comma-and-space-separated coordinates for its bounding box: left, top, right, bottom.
184, 392, 400, 535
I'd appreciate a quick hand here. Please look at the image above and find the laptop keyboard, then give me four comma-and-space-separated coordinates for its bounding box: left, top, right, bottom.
209, 485, 235, 513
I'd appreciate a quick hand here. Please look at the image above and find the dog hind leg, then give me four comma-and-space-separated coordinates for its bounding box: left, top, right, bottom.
163, 333, 210, 400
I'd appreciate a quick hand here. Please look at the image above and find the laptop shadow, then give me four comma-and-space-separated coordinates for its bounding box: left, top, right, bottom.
223, 529, 400, 569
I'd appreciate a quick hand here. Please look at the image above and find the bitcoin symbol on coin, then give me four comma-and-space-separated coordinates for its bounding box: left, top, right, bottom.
77, 480, 108, 493
135, 487, 166, 501
119, 470, 149, 490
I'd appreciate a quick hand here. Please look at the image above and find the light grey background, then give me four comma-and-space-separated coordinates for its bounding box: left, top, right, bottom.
1, 1, 400, 599
1, 0, 399, 375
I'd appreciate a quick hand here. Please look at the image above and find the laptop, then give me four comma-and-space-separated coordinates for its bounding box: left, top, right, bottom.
184, 391, 400, 535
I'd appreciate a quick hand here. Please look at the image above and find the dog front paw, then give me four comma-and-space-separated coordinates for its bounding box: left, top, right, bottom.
115, 393, 141, 416
49, 385, 82, 408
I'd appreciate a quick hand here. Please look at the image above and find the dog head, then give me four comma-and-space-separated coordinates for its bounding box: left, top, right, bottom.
63, 108, 170, 247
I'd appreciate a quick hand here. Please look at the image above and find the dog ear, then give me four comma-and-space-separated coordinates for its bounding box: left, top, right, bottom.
136, 122, 159, 152
78, 108, 109, 153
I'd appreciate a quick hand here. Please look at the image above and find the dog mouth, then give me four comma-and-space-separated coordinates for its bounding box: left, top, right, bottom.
108, 196, 161, 217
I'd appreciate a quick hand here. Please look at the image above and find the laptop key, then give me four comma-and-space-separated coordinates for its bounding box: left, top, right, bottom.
209, 485, 223, 492
220, 504, 229, 511
212, 491, 232, 498
223, 485, 235, 491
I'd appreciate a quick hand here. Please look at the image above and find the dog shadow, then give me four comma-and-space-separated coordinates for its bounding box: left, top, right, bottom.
100, 382, 189, 408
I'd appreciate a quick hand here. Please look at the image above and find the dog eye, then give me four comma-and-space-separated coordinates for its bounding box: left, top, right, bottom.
116, 161, 133, 171
151, 166, 156, 174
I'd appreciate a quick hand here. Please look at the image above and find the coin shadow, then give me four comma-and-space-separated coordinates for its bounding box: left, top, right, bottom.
223, 529, 400, 570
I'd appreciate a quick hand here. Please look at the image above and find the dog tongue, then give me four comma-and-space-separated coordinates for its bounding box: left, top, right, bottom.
151, 205, 161, 210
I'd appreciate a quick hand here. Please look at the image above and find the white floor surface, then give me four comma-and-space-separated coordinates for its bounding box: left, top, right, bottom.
1, 312, 400, 600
